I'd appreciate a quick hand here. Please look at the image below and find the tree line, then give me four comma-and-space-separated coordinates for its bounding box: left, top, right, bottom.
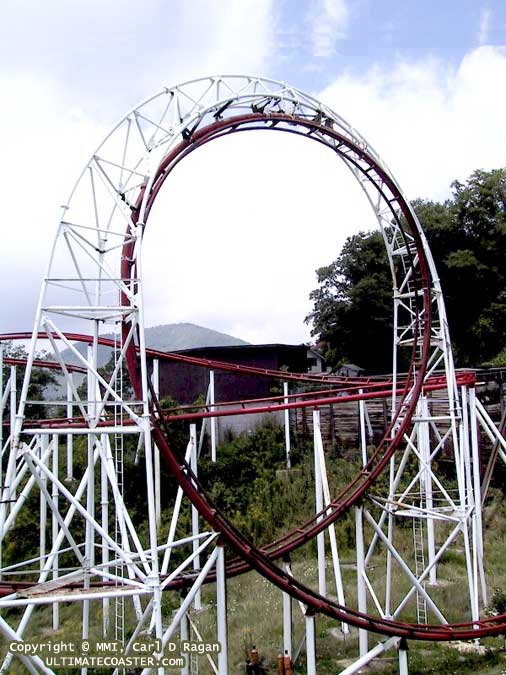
306, 168, 506, 372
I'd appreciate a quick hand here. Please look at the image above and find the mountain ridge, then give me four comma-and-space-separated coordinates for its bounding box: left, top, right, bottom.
142, 322, 249, 352
60, 322, 249, 367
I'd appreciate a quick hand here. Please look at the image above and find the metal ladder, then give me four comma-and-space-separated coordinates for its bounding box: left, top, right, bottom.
412, 515, 427, 624
114, 329, 125, 650
189, 618, 200, 675
190, 651, 199, 675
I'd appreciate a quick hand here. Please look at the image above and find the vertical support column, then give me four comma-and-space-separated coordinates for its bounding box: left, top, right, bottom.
355, 506, 368, 656
305, 610, 316, 675
398, 638, 409, 675
0, 363, 15, 582
66, 376, 73, 481
357, 396, 368, 655
385, 461, 394, 618
358, 390, 367, 467
216, 543, 228, 675
391, 295, 399, 422
100, 434, 110, 636
9, 366, 16, 448
83, 345, 96, 666
385, 288, 407, 619
385, 510, 394, 616
283, 382, 291, 469
419, 396, 436, 585
136, 324, 164, 675
460, 387, 473, 505
462, 521, 479, 628
460, 386, 480, 627
152, 359, 161, 529
210, 371, 217, 462
9, 367, 16, 501
40, 434, 48, 574
197, 383, 211, 459
190, 424, 201, 610
314, 409, 348, 632
282, 558, 292, 660
469, 387, 487, 609
52, 434, 59, 631
180, 607, 190, 675
313, 410, 326, 597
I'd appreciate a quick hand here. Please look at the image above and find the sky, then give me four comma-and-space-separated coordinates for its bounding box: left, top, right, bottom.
1, 0, 506, 345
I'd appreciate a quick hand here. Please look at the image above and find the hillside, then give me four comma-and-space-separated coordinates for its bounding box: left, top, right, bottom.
60, 322, 249, 367
143, 322, 249, 352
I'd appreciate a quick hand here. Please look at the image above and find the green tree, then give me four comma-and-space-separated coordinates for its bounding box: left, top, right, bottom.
420, 168, 506, 365
306, 168, 506, 370
1, 342, 57, 420
305, 230, 393, 372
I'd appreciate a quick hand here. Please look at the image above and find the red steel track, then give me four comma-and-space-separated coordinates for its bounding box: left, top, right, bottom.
0, 332, 475, 432
3, 112, 505, 640
1, 355, 86, 374
116, 113, 506, 640
0, 332, 393, 386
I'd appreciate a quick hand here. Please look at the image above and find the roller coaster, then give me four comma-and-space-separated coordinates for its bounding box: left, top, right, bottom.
1, 75, 506, 674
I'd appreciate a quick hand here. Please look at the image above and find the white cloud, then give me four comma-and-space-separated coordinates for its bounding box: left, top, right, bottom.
4, 9, 506, 346
141, 0, 278, 94
478, 7, 492, 45
0, 0, 278, 335
308, 0, 349, 58
141, 131, 375, 344
0, 0, 277, 115
0, 74, 108, 332
201, 0, 276, 75
318, 46, 506, 202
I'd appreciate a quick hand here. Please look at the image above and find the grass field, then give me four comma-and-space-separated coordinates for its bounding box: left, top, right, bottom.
186, 487, 506, 674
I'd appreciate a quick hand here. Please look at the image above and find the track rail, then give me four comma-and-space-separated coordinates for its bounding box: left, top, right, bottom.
113, 112, 506, 640
0, 332, 395, 386
4, 80, 503, 645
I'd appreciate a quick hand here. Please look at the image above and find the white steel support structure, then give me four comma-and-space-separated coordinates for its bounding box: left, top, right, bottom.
216, 544, 228, 675
305, 611, 317, 675
398, 640, 409, 675
312, 410, 348, 633
282, 558, 293, 661
355, 505, 368, 657
210, 370, 217, 462
152, 358, 161, 529
283, 381, 291, 469
1, 74, 504, 674
313, 411, 326, 598
190, 424, 202, 610
354, 386, 486, 635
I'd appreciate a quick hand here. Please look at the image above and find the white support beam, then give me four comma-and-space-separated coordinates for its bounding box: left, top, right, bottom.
152, 359, 161, 530
210, 370, 217, 462
216, 544, 228, 675
338, 636, 400, 675
355, 506, 368, 657
283, 381, 291, 468
282, 558, 292, 659
313, 411, 326, 598
190, 424, 201, 610
305, 611, 316, 675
